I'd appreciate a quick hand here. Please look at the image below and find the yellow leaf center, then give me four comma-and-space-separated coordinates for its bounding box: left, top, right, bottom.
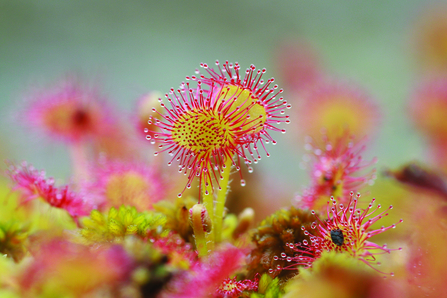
216, 84, 267, 134
171, 109, 234, 153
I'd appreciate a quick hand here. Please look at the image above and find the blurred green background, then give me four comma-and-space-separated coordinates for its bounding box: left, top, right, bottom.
0, 0, 431, 202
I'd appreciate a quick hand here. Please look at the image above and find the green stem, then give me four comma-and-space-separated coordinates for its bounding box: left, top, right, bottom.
202, 177, 215, 248
191, 204, 208, 257
214, 156, 234, 243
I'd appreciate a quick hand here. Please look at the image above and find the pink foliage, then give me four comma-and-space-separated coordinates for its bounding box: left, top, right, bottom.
163, 245, 245, 298
6, 161, 93, 218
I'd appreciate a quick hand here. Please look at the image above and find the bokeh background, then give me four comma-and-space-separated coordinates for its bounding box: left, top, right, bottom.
0, 0, 435, 209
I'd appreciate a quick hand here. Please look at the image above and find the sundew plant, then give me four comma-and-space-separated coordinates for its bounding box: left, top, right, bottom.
0, 60, 412, 298
3, 3, 447, 298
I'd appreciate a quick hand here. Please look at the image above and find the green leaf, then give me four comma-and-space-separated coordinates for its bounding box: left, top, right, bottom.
108, 207, 118, 220
133, 215, 146, 227
90, 210, 105, 225
126, 225, 138, 235
80, 218, 98, 230
0, 228, 5, 241
108, 218, 124, 236
265, 278, 281, 298
258, 273, 273, 294
123, 210, 134, 227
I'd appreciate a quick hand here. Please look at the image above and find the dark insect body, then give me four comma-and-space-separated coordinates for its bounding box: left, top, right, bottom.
330, 228, 344, 246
